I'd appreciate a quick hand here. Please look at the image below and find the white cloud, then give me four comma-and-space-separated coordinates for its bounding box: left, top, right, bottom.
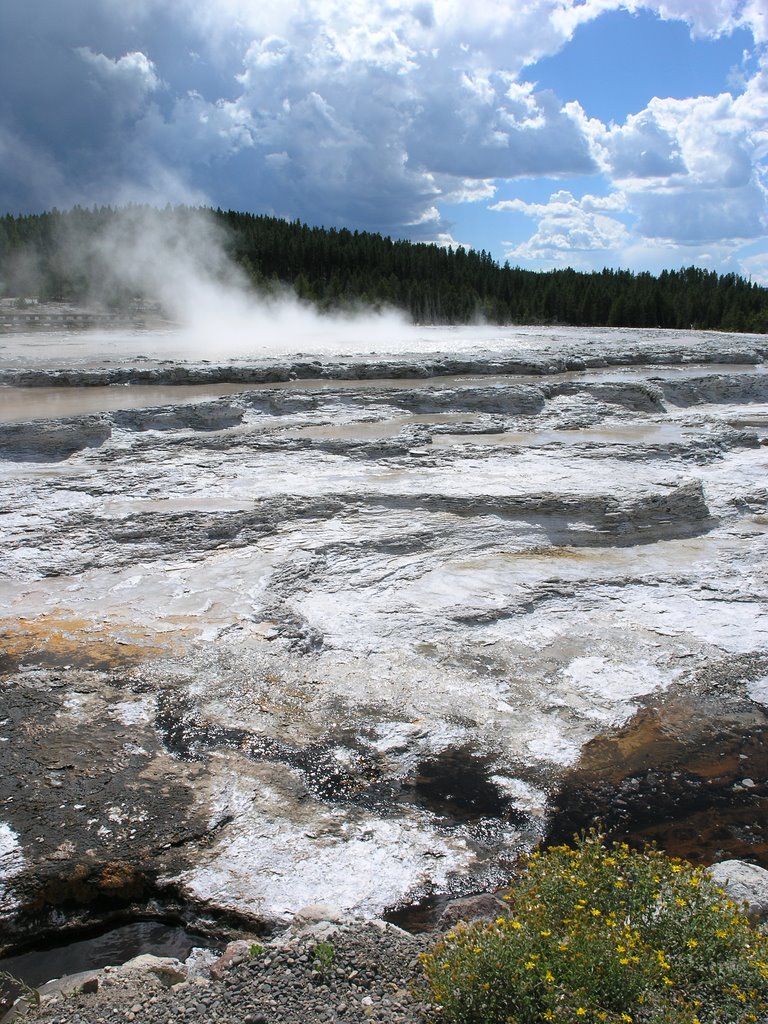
237, 37, 292, 78
637, 1, 737, 37
440, 178, 497, 203
78, 48, 160, 91
579, 67, 768, 244
553, 0, 767, 43
739, 247, 768, 284
495, 189, 631, 267
143, 91, 255, 159
77, 48, 161, 117
602, 112, 686, 179
405, 73, 597, 179
492, 45, 768, 269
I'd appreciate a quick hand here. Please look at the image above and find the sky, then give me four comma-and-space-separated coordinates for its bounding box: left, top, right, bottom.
1, 0, 768, 280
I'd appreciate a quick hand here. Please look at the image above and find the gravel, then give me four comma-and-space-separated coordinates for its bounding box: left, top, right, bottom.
20, 923, 437, 1024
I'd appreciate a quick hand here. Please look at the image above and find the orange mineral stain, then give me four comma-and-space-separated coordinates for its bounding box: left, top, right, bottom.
0, 615, 174, 673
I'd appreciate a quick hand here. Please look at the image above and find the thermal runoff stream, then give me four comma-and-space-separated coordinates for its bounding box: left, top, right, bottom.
1, 322, 767, 961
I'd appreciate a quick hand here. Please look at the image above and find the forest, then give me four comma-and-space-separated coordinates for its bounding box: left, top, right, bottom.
1, 204, 767, 332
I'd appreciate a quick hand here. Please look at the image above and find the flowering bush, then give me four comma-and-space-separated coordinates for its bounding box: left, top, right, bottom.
421, 832, 768, 1024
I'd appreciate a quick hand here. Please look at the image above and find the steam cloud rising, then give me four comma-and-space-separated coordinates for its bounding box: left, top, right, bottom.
12, 207, 433, 360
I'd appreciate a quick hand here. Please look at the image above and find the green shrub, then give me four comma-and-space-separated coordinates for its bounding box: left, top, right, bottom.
313, 940, 335, 978
421, 832, 768, 1024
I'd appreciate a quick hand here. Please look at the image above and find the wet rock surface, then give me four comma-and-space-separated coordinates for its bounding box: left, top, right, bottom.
1, 325, 768, 954
0, 324, 765, 386
547, 653, 768, 861
0, 417, 112, 462
0, 670, 218, 949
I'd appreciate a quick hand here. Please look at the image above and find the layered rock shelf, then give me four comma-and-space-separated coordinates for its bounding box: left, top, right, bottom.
1, 325, 767, 956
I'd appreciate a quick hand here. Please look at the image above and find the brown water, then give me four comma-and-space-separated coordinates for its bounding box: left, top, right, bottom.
282, 412, 477, 441
0, 384, 250, 422
1, 362, 764, 423
432, 423, 699, 447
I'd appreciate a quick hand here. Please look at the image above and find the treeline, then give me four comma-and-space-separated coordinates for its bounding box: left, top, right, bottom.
1, 204, 767, 332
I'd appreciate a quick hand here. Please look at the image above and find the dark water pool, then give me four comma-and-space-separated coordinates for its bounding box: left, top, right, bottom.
0, 920, 217, 988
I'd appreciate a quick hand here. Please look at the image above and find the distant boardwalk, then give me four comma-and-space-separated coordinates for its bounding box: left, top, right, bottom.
0, 310, 146, 332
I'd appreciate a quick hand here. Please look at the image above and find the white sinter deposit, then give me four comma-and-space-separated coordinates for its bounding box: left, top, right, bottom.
0, 324, 767, 937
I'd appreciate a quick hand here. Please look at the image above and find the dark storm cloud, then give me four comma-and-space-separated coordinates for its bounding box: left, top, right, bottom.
1, 0, 766, 268
0, 0, 598, 235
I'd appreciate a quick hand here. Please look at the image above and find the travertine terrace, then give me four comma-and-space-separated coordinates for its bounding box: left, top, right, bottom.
1, 325, 767, 948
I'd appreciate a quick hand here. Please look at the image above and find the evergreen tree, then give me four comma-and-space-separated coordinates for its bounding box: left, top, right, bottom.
0, 204, 767, 332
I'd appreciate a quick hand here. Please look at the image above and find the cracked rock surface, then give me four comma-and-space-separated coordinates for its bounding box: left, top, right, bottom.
1, 325, 767, 951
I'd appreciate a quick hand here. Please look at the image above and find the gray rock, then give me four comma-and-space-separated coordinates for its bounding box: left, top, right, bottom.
209, 940, 253, 979
36, 970, 101, 998
293, 904, 346, 925
709, 860, 768, 919
119, 955, 188, 987
112, 402, 244, 432
184, 946, 222, 979
0, 415, 111, 461
437, 893, 508, 930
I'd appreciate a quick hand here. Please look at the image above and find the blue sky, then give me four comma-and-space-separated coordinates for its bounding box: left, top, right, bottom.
1, 1, 767, 279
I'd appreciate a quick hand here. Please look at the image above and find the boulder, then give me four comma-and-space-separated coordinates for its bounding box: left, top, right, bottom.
293, 903, 346, 925
438, 893, 509, 931
709, 860, 768, 920
118, 954, 187, 987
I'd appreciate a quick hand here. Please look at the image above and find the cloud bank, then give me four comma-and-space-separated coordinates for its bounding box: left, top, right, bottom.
0, 0, 766, 276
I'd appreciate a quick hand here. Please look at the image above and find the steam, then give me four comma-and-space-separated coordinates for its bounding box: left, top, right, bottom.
6, 206, 514, 361
69, 206, 421, 359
